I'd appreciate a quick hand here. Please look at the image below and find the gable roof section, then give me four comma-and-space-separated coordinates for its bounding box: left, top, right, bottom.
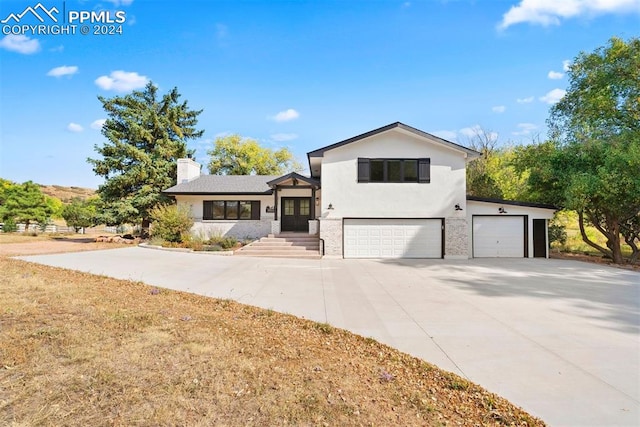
307, 122, 481, 159
467, 195, 557, 210
164, 175, 279, 195
266, 172, 321, 188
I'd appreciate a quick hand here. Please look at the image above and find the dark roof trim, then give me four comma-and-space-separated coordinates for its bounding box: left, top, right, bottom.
163, 191, 274, 196
307, 122, 481, 159
467, 195, 558, 210
267, 172, 321, 188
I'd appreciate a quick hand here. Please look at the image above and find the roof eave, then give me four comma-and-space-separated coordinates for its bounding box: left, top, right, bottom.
163, 190, 274, 196
306, 122, 481, 159
466, 195, 558, 210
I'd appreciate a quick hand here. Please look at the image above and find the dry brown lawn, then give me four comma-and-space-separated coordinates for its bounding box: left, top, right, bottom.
0, 234, 129, 257
0, 238, 545, 426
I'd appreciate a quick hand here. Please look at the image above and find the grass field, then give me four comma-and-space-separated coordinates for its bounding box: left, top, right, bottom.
0, 241, 544, 426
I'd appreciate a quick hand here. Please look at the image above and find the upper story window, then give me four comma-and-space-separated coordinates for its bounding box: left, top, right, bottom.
358, 158, 430, 183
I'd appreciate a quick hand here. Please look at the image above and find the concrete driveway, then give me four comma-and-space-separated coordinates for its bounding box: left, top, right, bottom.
18, 247, 640, 426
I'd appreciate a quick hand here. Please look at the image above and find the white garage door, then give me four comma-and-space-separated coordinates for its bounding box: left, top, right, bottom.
343, 219, 442, 259
473, 216, 525, 258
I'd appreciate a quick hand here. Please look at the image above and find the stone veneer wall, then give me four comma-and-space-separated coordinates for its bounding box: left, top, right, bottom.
308, 220, 319, 235
444, 218, 468, 259
319, 218, 343, 257
271, 220, 281, 235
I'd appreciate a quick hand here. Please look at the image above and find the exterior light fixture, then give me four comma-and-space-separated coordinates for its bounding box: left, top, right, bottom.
328, 203, 334, 210
498, 207, 507, 214
454, 204, 463, 211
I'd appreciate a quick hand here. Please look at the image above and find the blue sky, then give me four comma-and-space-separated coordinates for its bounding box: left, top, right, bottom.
1, 0, 638, 188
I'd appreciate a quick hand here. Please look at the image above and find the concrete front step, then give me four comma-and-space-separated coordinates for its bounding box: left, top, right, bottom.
234, 250, 321, 259
250, 241, 319, 248
238, 244, 319, 252
235, 233, 321, 259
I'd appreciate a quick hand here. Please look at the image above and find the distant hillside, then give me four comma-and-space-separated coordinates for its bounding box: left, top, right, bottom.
39, 185, 96, 202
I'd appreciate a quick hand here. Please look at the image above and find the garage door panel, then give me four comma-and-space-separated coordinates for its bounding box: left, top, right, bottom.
473, 216, 524, 258
344, 219, 442, 259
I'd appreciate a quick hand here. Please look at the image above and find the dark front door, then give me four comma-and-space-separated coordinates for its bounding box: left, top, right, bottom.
281, 198, 311, 232
533, 219, 546, 258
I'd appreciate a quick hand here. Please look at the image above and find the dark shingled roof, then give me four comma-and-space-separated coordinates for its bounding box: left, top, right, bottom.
164, 175, 280, 195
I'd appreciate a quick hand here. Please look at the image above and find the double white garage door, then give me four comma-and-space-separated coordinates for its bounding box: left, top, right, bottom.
344, 219, 442, 259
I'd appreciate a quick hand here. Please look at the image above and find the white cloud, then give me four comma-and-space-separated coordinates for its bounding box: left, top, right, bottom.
512, 123, 538, 136
517, 96, 535, 104
95, 70, 149, 92
67, 123, 84, 133
459, 125, 499, 142
49, 45, 64, 52
270, 108, 300, 122
0, 35, 40, 54
47, 65, 78, 78
431, 130, 458, 141
492, 105, 506, 113
547, 70, 564, 79
539, 88, 566, 104
270, 133, 299, 142
459, 125, 482, 138
214, 131, 232, 138
498, 0, 640, 29
90, 119, 106, 130
562, 59, 571, 71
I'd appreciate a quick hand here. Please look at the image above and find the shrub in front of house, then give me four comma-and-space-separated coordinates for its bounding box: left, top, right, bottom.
207, 236, 238, 250
149, 204, 194, 243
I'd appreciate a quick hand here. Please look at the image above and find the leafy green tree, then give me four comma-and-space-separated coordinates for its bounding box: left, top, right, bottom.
464, 128, 529, 200
149, 204, 194, 243
0, 181, 52, 232
515, 37, 640, 264
2, 217, 17, 233
208, 134, 302, 175
45, 196, 64, 219
0, 178, 13, 205
62, 198, 98, 233
88, 82, 204, 236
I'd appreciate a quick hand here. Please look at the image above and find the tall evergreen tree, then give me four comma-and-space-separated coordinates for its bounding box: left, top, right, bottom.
88, 82, 204, 235
0, 181, 52, 231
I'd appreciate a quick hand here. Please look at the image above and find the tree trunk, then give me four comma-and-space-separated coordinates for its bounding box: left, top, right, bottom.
141, 218, 150, 239
578, 211, 612, 258
609, 230, 624, 264
579, 211, 626, 264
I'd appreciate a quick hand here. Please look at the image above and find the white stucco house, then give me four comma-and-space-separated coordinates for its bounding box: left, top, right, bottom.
164, 122, 556, 259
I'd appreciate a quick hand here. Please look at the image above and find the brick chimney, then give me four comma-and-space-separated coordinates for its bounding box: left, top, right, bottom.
177, 158, 201, 184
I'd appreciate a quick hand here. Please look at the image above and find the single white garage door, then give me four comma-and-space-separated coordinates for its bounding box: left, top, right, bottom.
473, 216, 525, 258
343, 219, 442, 259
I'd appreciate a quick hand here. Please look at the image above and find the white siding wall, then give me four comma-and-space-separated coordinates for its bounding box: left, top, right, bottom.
319, 131, 468, 219
318, 130, 469, 257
